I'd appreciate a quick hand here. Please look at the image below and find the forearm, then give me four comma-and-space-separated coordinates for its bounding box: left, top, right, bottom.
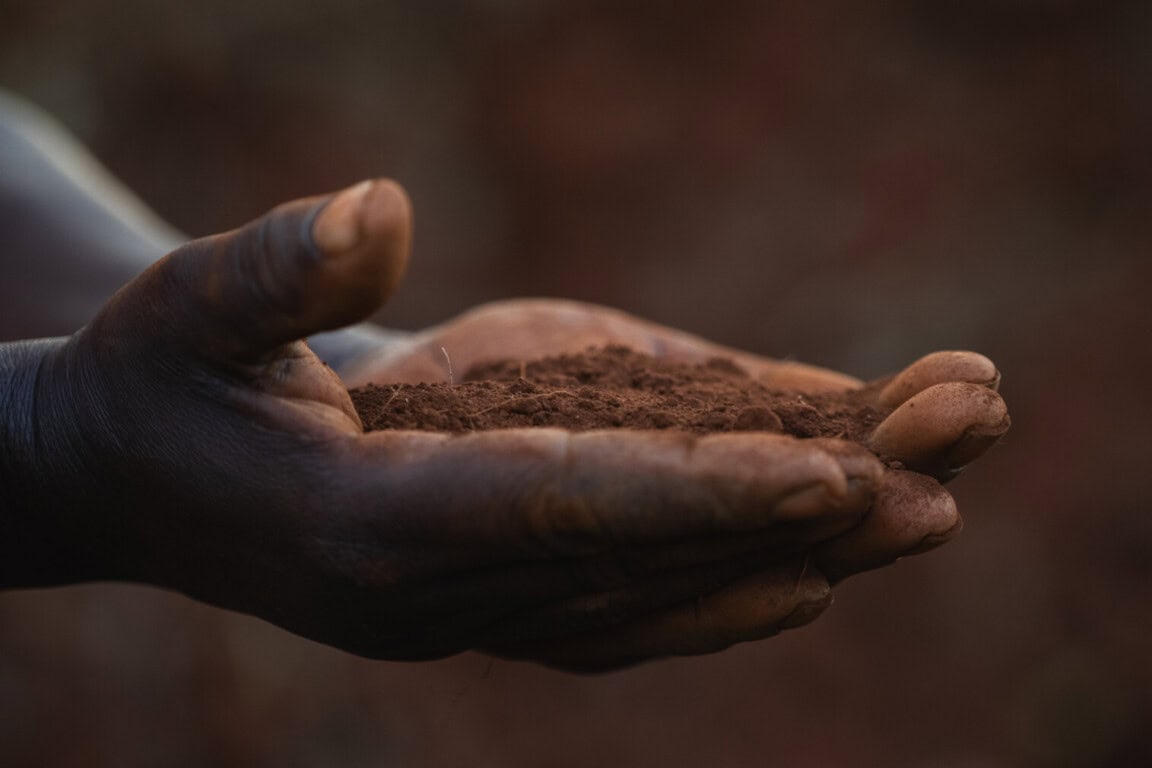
0, 337, 87, 588
0, 92, 181, 339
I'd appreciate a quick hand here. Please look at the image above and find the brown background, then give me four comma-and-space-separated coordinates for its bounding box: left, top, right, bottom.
3, 1, 1152, 765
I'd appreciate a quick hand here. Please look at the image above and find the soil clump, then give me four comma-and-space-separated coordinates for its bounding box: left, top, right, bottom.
350, 346, 888, 444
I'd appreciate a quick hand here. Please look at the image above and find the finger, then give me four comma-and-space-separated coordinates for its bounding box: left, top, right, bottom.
487, 560, 831, 672
431, 516, 860, 608
315, 523, 851, 660
424, 546, 792, 655
875, 350, 1001, 408
475, 547, 809, 647
229, 339, 364, 434
816, 469, 960, 584
346, 428, 882, 553
720, 352, 861, 393
344, 298, 862, 391
868, 382, 1010, 480
131, 179, 411, 362
477, 512, 852, 622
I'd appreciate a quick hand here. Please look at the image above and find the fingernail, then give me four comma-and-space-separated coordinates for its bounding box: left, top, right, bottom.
780, 592, 833, 629
313, 180, 375, 254
902, 517, 964, 556
774, 482, 835, 518
840, 475, 876, 517
946, 417, 1011, 468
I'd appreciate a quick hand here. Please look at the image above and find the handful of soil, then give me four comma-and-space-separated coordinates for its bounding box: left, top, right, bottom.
350, 346, 887, 445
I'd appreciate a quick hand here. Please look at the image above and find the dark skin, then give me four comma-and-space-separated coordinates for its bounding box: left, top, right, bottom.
0, 177, 1009, 672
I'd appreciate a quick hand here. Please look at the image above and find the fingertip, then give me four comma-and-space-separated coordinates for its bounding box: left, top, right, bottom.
136, 179, 415, 363
779, 585, 833, 629
878, 351, 1001, 408
807, 438, 885, 497
902, 514, 964, 556
361, 179, 417, 291
312, 178, 412, 304
771, 439, 882, 524
869, 381, 1010, 478
312, 180, 375, 253
817, 469, 960, 583
693, 564, 832, 641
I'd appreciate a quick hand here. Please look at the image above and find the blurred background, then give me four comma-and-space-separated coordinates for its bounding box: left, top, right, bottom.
2, 0, 1151, 765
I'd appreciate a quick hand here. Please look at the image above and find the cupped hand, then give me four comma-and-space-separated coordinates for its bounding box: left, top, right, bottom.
335, 234, 1010, 670
16, 180, 943, 672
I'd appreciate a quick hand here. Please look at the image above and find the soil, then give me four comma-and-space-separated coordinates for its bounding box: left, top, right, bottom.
349, 346, 888, 443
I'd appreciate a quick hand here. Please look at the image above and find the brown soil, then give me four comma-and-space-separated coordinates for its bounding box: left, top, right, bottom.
350, 346, 888, 443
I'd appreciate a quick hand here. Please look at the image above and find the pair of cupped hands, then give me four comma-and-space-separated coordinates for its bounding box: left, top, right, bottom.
9, 180, 1009, 672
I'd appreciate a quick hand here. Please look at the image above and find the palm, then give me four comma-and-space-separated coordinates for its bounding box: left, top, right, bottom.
342, 298, 860, 392
340, 298, 1007, 486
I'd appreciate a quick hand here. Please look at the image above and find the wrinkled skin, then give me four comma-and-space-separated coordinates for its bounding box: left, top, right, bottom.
1, 180, 1008, 672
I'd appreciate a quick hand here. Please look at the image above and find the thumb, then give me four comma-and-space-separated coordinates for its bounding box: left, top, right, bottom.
134, 179, 411, 362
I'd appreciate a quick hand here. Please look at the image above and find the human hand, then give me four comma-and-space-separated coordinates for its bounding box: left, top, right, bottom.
337, 276, 1009, 669
2, 179, 958, 672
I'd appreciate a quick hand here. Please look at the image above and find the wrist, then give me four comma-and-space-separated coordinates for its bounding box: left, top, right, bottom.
0, 337, 101, 587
